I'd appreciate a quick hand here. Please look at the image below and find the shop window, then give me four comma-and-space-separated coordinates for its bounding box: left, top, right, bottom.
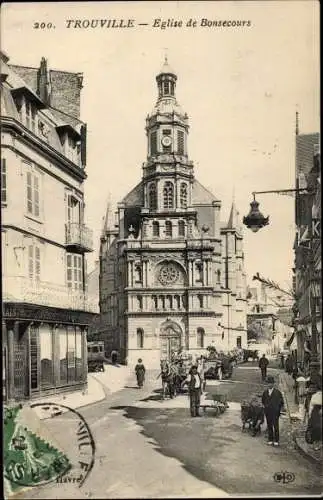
59, 327, 68, 384
75, 328, 83, 381
67, 254, 83, 291
26, 170, 40, 217
197, 328, 205, 348
163, 182, 174, 209
149, 183, 157, 211
40, 327, 53, 388
30, 325, 40, 391
137, 328, 144, 348
67, 326, 76, 382
1, 158, 7, 204
152, 221, 160, 237
165, 220, 172, 237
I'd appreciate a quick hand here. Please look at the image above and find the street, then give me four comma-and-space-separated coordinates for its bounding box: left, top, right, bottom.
16, 362, 321, 498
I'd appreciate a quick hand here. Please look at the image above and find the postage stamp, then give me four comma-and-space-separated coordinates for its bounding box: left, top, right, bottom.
4, 403, 95, 492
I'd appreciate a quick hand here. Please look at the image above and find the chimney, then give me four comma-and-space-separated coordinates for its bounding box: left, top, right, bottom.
37, 57, 51, 105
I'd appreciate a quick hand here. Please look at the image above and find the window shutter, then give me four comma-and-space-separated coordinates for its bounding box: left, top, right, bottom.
35, 246, 41, 281
80, 124, 87, 167
34, 176, 40, 217
27, 172, 33, 213
28, 245, 34, 278
177, 130, 184, 155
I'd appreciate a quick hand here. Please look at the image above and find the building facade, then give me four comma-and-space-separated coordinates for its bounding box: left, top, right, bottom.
293, 131, 321, 373
99, 60, 247, 368
247, 283, 293, 354
1, 52, 97, 402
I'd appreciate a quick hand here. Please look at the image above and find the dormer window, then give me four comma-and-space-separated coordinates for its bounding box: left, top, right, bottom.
25, 100, 36, 132
11, 87, 45, 133
56, 125, 81, 165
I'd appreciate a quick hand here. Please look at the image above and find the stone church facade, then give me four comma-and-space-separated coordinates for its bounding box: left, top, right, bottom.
99, 59, 247, 368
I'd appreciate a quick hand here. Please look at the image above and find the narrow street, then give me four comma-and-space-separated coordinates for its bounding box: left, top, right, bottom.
17, 362, 321, 498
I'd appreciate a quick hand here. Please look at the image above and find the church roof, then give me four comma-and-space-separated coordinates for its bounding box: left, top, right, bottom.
157, 57, 176, 77
120, 178, 220, 208
226, 201, 239, 229
296, 133, 320, 177
192, 179, 220, 204
121, 181, 144, 206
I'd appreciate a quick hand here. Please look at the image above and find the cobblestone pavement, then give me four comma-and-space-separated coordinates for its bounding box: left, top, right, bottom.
10, 363, 322, 498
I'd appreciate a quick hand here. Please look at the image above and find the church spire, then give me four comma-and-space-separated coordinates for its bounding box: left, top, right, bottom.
227, 196, 240, 230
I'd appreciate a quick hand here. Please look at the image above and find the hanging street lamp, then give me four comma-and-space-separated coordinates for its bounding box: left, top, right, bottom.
242, 193, 269, 232
243, 186, 320, 387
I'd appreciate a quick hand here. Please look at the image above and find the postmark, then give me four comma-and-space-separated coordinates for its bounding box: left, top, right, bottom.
4, 402, 95, 491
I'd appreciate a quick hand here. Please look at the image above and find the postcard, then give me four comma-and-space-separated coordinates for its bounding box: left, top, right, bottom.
1, 1, 321, 498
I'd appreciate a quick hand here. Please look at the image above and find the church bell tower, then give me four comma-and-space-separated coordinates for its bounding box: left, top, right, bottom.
142, 57, 195, 224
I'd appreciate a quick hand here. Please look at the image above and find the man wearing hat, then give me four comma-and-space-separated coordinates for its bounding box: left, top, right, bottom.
261, 376, 285, 446
182, 365, 202, 417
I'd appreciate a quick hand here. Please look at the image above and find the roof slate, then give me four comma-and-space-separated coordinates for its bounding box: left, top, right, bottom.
296, 133, 320, 176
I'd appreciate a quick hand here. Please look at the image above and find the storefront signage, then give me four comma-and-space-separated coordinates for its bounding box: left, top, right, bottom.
312, 218, 321, 239
3, 303, 97, 325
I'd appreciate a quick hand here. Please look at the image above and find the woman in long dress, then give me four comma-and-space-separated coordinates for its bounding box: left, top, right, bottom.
135, 358, 146, 388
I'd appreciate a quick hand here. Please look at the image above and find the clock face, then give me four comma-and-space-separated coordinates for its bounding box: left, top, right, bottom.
161, 136, 172, 147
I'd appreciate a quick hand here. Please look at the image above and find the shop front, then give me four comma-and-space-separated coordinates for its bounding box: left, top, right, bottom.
3, 302, 97, 403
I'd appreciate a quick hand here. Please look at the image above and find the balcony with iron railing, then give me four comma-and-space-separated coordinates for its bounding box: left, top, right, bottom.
65, 222, 93, 252
3, 276, 98, 313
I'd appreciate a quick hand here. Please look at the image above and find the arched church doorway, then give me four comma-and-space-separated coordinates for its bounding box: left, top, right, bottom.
160, 320, 182, 361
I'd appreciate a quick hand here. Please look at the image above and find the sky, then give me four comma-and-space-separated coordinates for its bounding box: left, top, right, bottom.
1, 1, 320, 290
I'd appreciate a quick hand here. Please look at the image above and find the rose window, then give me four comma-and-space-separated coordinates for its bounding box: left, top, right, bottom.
158, 264, 180, 285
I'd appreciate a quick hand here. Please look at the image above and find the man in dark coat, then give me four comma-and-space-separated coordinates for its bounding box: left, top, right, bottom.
259, 354, 269, 381
182, 365, 202, 417
262, 375, 285, 446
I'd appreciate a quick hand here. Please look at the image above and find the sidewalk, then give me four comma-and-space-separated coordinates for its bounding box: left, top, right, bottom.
279, 370, 322, 465
25, 363, 131, 419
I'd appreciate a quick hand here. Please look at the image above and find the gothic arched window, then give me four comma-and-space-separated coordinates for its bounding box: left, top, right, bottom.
165, 220, 172, 237
178, 220, 185, 237
149, 183, 157, 211
137, 328, 144, 348
180, 183, 188, 208
163, 181, 174, 209
152, 221, 160, 237
197, 328, 205, 348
